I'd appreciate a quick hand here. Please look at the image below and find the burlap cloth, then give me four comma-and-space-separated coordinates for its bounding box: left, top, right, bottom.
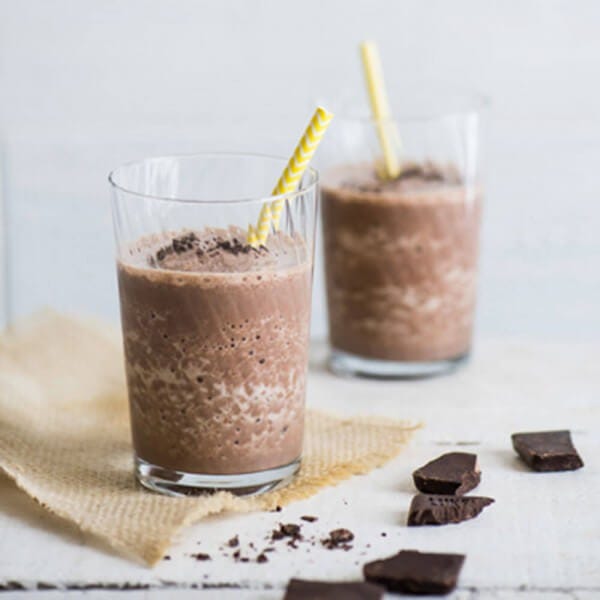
0, 312, 419, 566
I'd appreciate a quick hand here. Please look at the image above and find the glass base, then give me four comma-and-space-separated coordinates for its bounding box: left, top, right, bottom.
328, 348, 470, 380
135, 456, 301, 498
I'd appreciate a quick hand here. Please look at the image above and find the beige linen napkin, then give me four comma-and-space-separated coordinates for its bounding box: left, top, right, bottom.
0, 312, 419, 566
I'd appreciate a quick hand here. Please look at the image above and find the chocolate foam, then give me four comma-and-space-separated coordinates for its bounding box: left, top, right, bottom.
324, 161, 465, 204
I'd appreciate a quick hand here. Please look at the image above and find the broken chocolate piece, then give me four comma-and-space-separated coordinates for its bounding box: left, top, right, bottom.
408, 493, 494, 526
284, 578, 384, 600
227, 535, 239, 548
364, 550, 465, 595
512, 430, 584, 472
413, 452, 480, 495
256, 553, 269, 563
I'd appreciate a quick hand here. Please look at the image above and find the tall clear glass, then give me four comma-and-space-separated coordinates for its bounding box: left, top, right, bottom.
321, 94, 485, 378
109, 154, 318, 496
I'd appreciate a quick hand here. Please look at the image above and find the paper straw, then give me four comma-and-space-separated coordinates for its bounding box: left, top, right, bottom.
246, 224, 258, 246
249, 106, 334, 246
360, 41, 401, 179
255, 203, 272, 246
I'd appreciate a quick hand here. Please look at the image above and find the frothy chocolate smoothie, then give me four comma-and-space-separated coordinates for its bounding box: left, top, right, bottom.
117, 227, 311, 475
322, 162, 481, 362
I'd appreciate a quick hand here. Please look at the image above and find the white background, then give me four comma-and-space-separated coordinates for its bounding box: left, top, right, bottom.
1, 0, 599, 341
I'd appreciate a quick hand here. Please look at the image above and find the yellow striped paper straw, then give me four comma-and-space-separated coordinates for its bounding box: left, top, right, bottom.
246, 224, 258, 246
250, 106, 334, 246
360, 41, 401, 179
255, 203, 272, 246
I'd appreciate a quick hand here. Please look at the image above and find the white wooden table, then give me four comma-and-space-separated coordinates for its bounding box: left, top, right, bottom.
0, 340, 598, 599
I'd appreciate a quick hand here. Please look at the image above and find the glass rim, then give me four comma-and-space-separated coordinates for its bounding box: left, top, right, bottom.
108, 152, 319, 206
340, 89, 490, 124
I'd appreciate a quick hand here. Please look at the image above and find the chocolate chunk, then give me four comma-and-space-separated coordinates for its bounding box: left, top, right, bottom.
191, 552, 211, 561
284, 578, 384, 599
364, 550, 465, 595
408, 493, 494, 526
413, 452, 480, 495
227, 535, 239, 547
512, 430, 584, 472
300, 515, 318, 522
256, 553, 269, 563
322, 528, 354, 549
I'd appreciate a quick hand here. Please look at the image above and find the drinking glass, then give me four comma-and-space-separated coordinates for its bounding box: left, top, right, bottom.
109, 153, 318, 496
321, 93, 486, 378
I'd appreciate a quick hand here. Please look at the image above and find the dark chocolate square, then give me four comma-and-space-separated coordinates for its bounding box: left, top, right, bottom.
407, 493, 494, 526
363, 549, 465, 595
511, 430, 584, 472
284, 579, 384, 599
413, 452, 480, 495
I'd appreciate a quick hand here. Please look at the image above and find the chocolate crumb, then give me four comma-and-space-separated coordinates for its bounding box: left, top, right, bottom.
381, 533, 387, 537
240, 557, 249, 563
257, 553, 269, 563
281, 523, 301, 537
322, 528, 354, 549
191, 552, 211, 561
163, 555, 171, 561
300, 515, 318, 522
213, 239, 254, 256
275, 505, 283, 512
233, 550, 240, 560
271, 523, 302, 541
172, 233, 197, 254
227, 535, 239, 548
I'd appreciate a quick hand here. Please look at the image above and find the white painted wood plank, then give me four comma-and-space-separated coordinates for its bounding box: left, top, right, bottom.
0, 340, 598, 598
4, 590, 600, 600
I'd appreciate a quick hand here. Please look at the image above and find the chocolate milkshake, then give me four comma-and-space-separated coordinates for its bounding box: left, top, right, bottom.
117, 227, 311, 480
322, 162, 481, 368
